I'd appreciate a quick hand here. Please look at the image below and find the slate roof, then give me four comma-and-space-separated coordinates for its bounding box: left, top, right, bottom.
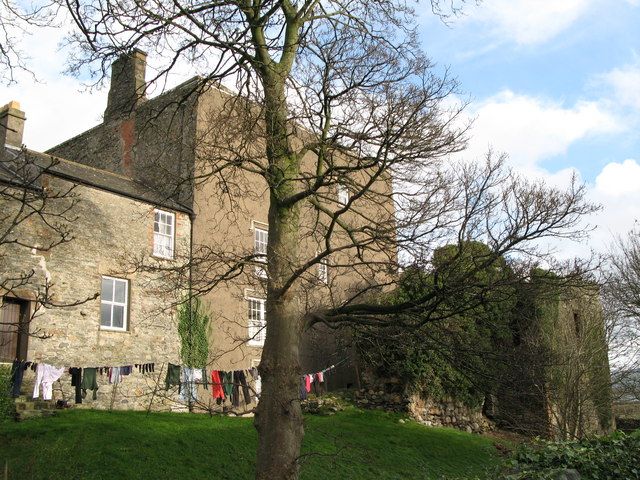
1, 146, 192, 214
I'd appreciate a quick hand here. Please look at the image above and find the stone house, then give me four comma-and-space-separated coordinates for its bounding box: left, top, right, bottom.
1, 50, 395, 409
45, 50, 395, 388
1, 100, 191, 409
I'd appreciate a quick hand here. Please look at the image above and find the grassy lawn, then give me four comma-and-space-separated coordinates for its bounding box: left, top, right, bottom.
0, 408, 501, 479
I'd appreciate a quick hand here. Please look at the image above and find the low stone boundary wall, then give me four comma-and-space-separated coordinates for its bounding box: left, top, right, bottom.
353, 373, 494, 433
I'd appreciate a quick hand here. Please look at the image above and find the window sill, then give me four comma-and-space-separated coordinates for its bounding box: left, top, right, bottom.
152, 254, 174, 261
99, 326, 130, 333
247, 342, 264, 348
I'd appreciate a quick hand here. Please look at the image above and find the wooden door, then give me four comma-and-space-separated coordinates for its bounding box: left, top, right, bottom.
0, 298, 29, 362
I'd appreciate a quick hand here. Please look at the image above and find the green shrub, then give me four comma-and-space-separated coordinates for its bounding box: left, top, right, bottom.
177, 296, 210, 369
496, 432, 640, 479
0, 365, 17, 423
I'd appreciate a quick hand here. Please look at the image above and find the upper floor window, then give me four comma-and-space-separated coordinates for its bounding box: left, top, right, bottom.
337, 184, 349, 205
254, 223, 268, 278
100, 276, 129, 331
154, 209, 175, 259
317, 255, 328, 284
247, 296, 266, 346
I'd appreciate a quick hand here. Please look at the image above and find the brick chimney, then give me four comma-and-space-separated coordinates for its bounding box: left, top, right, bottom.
104, 49, 148, 122
0, 101, 26, 148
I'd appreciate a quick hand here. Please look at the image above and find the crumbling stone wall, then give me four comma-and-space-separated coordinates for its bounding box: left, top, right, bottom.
354, 373, 494, 433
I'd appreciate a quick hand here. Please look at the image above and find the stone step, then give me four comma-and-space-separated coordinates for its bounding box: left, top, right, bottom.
17, 409, 57, 421
14, 401, 34, 411
33, 400, 56, 410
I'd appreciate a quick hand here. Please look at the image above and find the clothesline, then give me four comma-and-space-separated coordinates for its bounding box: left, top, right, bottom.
11, 357, 350, 404
304, 356, 350, 376
9, 359, 259, 371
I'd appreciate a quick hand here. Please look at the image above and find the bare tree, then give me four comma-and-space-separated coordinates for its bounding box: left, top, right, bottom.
0, 0, 59, 84
35, 0, 603, 477
603, 230, 640, 404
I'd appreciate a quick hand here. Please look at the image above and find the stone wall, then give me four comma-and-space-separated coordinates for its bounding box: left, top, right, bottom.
353, 374, 494, 433
1, 175, 190, 410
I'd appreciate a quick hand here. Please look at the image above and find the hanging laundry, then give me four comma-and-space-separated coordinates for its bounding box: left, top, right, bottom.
222, 371, 234, 401
313, 372, 325, 396
232, 370, 242, 407
201, 368, 209, 390
69, 367, 83, 404
305, 374, 312, 393
210, 370, 225, 401
81, 368, 99, 400
237, 370, 252, 405
33, 363, 65, 401
300, 376, 308, 400
121, 366, 133, 376
180, 367, 198, 402
109, 367, 123, 385
10, 360, 28, 398
249, 367, 261, 401
165, 363, 181, 390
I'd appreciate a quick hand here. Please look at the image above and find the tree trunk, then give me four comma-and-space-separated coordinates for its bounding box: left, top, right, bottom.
254, 288, 304, 480
254, 74, 304, 480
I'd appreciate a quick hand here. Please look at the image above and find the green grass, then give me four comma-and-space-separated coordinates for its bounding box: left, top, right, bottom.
0, 408, 501, 479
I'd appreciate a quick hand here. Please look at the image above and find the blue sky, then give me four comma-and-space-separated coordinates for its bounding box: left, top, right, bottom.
413, 0, 640, 255
2, 0, 639, 255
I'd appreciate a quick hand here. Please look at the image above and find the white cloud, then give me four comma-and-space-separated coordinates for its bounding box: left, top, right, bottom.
595, 159, 640, 197
596, 62, 640, 111
464, 90, 620, 169
586, 159, 640, 252
465, 0, 595, 46
517, 161, 640, 260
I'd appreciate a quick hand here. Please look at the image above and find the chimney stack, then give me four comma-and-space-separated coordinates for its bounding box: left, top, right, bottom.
104, 49, 148, 122
0, 101, 26, 149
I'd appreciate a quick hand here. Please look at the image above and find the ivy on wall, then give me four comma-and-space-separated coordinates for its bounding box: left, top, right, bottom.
178, 296, 210, 369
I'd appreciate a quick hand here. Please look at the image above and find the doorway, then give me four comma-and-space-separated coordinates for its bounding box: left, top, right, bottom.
0, 297, 30, 362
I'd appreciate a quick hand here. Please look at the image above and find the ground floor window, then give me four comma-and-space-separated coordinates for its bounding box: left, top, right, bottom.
100, 276, 129, 331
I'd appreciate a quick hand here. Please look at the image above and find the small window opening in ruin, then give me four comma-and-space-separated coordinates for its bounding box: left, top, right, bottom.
573, 312, 582, 338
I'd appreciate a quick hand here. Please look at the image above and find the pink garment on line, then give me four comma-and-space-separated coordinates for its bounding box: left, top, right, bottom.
304, 374, 312, 393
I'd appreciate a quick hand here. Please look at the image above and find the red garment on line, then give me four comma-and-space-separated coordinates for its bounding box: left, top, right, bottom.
305, 374, 311, 393
211, 370, 225, 399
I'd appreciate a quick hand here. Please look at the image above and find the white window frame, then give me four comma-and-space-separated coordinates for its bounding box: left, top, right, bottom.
252, 221, 268, 279
153, 209, 175, 259
317, 254, 329, 284
247, 296, 266, 347
337, 184, 349, 205
100, 276, 129, 331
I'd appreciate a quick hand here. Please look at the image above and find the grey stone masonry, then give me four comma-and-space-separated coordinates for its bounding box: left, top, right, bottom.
0, 101, 25, 148
2, 164, 191, 410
